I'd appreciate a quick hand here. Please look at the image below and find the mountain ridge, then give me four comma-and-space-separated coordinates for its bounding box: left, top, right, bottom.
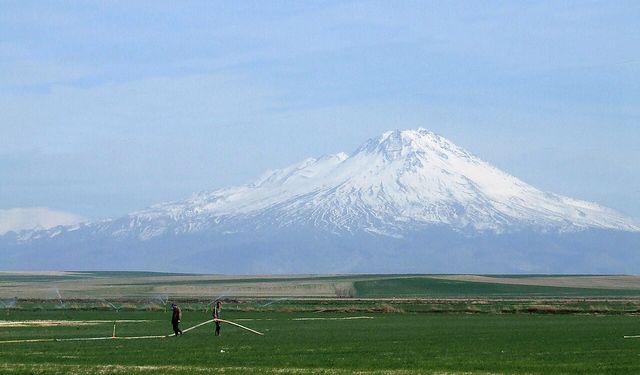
3, 128, 639, 274
115, 128, 639, 238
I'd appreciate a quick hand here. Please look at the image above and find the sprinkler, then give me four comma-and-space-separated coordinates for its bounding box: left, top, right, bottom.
261, 297, 288, 307
52, 287, 65, 308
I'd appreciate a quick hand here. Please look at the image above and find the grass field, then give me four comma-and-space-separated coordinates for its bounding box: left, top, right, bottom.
1, 272, 640, 374
353, 277, 640, 298
1, 309, 640, 374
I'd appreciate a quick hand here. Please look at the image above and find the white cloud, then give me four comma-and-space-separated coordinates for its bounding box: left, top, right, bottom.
0, 207, 85, 235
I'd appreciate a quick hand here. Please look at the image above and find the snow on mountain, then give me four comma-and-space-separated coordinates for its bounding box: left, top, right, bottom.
4, 129, 640, 274
120, 128, 638, 240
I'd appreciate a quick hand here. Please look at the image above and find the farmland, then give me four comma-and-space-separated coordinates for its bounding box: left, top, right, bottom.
1, 272, 639, 374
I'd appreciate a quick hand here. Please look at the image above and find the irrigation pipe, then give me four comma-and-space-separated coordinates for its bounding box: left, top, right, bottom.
0, 318, 263, 344
623, 335, 640, 339
215, 319, 264, 336
180, 318, 264, 335
181, 318, 264, 336
182, 319, 215, 333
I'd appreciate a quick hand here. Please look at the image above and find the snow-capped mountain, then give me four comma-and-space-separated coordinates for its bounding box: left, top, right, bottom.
116, 128, 637, 238
3, 129, 639, 273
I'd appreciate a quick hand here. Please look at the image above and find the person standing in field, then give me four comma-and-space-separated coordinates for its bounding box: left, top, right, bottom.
213, 300, 222, 336
171, 303, 182, 336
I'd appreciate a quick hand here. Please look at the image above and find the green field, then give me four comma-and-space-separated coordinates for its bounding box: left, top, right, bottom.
1, 272, 640, 374
1, 309, 640, 374
2, 272, 640, 299
353, 277, 640, 298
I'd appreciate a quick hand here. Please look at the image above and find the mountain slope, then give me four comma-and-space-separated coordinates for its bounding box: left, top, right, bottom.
3, 129, 639, 273
122, 128, 638, 238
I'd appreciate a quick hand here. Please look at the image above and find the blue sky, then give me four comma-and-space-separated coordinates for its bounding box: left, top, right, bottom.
1, 0, 639, 225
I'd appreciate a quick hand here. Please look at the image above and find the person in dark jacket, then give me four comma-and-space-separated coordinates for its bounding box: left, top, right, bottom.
213, 301, 222, 336
171, 303, 182, 336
